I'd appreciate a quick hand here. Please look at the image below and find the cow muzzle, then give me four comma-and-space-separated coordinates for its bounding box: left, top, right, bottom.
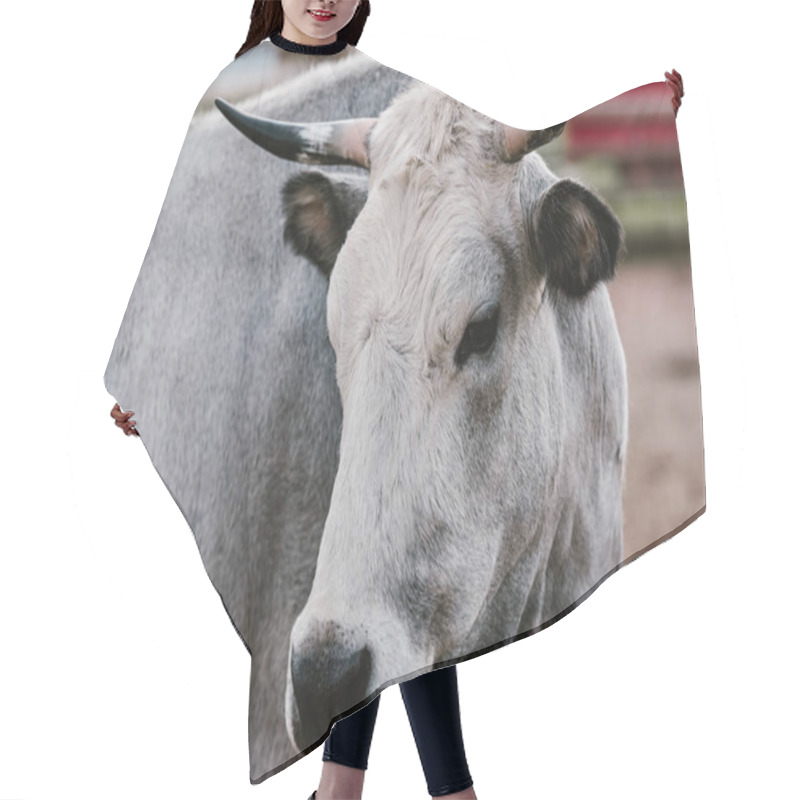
285, 617, 373, 750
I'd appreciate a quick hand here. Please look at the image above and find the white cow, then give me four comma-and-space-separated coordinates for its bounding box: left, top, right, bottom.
216, 79, 629, 753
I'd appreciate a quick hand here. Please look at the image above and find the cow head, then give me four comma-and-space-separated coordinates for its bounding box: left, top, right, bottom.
216, 84, 625, 751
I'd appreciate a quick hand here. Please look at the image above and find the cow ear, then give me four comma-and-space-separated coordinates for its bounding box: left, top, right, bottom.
530, 177, 625, 297
281, 171, 369, 279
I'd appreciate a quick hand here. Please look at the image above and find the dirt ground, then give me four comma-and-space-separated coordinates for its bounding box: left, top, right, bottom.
605, 258, 706, 560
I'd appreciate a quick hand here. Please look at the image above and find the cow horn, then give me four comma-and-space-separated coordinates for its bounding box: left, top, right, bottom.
496, 120, 567, 162
215, 98, 377, 169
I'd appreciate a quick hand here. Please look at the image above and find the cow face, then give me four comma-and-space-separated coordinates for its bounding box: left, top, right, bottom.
283, 145, 623, 754
215, 84, 625, 751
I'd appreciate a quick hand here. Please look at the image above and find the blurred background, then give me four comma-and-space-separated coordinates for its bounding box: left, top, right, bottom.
540, 82, 705, 559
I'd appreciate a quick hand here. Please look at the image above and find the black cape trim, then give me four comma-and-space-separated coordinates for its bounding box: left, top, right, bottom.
269, 31, 348, 55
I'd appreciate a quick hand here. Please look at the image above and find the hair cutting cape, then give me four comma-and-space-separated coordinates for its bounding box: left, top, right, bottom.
104, 35, 705, 784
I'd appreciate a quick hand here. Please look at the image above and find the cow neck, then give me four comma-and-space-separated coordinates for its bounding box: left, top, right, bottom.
269, 31, 348, 55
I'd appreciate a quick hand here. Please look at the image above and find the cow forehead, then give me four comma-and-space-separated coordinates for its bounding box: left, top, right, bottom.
362, 154, 518, 247
343, 157, 519, 293
328, 185, 519, 378
367, 82, 502, 176
327, 83, 539, 367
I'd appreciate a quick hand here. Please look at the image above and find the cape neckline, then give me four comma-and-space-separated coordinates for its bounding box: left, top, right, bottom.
269, 31, 349, 55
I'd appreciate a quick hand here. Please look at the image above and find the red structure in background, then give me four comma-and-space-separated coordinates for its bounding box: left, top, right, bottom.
565, 82, 681, 186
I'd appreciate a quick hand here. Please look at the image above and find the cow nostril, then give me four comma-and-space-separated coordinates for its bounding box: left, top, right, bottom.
289, 623, 372, 750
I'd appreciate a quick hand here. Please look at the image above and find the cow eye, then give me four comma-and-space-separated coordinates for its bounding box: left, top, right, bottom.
455, 305, 500, 366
